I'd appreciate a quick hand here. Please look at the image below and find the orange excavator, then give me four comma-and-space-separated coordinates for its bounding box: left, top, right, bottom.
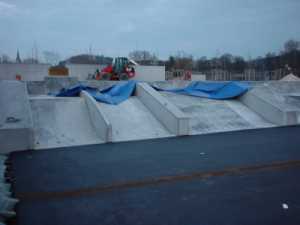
96, 57, 138, 80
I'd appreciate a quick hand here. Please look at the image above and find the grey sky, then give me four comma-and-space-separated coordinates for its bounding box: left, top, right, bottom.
1, 0, 300, 61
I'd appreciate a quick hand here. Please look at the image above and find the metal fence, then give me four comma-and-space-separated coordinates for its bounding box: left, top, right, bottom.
206, 69, 300, 81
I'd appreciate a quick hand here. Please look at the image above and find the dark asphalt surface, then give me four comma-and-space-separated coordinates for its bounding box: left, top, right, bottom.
16, 168, 300, 225
10, 126, 300, 225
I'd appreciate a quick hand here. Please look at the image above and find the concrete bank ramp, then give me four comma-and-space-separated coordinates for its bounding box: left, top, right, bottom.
240, 81, 300, 125
154, 81, 274, 134
161, 92, 272, 135
97, 96, 172, 142
30, 96, 104, 149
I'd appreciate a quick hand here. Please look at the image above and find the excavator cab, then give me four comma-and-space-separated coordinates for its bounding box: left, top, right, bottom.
100, 57, 136, 80
113, 57, 129, 74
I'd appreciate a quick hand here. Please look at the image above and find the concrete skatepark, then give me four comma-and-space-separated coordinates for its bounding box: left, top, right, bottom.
1, 77, 300, 151
0, 76, 300, 225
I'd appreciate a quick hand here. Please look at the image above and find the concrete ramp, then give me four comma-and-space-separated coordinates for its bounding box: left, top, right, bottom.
30, 97, 104, 149
240, 82, 300, 125
97, 97, 172, 142
160, 92, 274, 135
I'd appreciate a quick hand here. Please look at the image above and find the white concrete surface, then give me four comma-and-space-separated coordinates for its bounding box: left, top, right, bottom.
2, 78, 300, 152
0, 81, 33, 152
192, 74, 206, 81
44, 76, 79, 94
240, 86, 300, 125
161, 92, 273, 135
225, 100, 274, 128
26, 77, 80, 95
0, 63, 50, 81
97, 97, 172, 142
30, 96, 104, 149
136, 83, 189, 135
66, 64, 105, 81
81, 91, 112, 142
134, 65, 165, 81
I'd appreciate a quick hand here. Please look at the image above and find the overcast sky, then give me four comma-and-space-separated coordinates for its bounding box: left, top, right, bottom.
1, 0, 300, 61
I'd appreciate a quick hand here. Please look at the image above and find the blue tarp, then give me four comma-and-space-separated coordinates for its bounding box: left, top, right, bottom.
56, 81, 137, 105
153, 81, 250, 100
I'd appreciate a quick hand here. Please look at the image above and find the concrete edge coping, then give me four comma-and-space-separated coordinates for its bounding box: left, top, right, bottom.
240, 90, 298, 125
23, 82, 35, 149
243, 89, 299, 113
29, 96, 80, 100
136, 82, 190, 136
80, 91, 112, 142
252, 88, 297, 112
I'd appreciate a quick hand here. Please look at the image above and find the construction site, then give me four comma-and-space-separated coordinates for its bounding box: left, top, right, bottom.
2, 0, 300, 222
0, 54, 300, 225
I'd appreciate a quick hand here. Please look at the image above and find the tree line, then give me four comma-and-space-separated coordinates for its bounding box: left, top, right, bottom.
129, 39, 300, 74
1, 39, 299, 75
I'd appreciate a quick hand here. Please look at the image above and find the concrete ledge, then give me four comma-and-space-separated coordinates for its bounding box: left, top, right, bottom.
136, 83, 189, 135
81, 91, 112, 142
240, 90, 298, 126
44, 76, 79, 94
0, 81, 34, 153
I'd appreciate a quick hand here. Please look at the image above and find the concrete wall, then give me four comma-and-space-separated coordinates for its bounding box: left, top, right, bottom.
192, 74, 206, 81
81, 91, 112, 142
44, 76, 79, 94
66, 64, 105, 81
0, 63, 50, 81
0, 81, 33, 152
0, 63, 165, 82
136, 83, 189, 135
134, 66, 165, 81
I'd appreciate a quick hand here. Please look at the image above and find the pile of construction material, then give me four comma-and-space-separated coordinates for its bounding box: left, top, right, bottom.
280, 73, 300, 81
0, 155, 18, 225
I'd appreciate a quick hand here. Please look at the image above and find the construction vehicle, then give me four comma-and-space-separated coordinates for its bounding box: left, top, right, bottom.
96, 57, 138, 80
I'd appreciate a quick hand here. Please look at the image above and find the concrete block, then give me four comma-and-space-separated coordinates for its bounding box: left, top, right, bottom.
0, 63, 50, 81
134, 66, 165, 81
192, 73, 206, 81
26, 81, 46, 95
240, 90, 298, 126
81, 91, 112, 142
0, 81, 33, 153
66, 64, 105, 81
136, 83, 189, 135
44, 76, 79, 94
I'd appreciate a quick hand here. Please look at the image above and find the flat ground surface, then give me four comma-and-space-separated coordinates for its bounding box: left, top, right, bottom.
97, 96, 172, 142
30, 97, 104, 149
161, 92, 273, 134
10, 126, 300, 225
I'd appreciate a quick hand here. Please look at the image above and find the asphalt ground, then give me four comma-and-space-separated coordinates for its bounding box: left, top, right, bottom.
10, 126, 300, 225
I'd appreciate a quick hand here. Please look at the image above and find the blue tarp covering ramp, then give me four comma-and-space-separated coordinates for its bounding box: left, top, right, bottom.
153, 81, 250, 100
56, 81, 137, 105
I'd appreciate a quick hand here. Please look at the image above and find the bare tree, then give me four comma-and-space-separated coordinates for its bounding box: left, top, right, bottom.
284, 39, 299, 53
173, 51, 193, 70
43, 51, 60, 65
128, 50, 157, 64
23, 58, 39, 64
1, 54, 11, 63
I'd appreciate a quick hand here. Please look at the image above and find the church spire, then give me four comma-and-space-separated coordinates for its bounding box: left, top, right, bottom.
16, 49, 21, 63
